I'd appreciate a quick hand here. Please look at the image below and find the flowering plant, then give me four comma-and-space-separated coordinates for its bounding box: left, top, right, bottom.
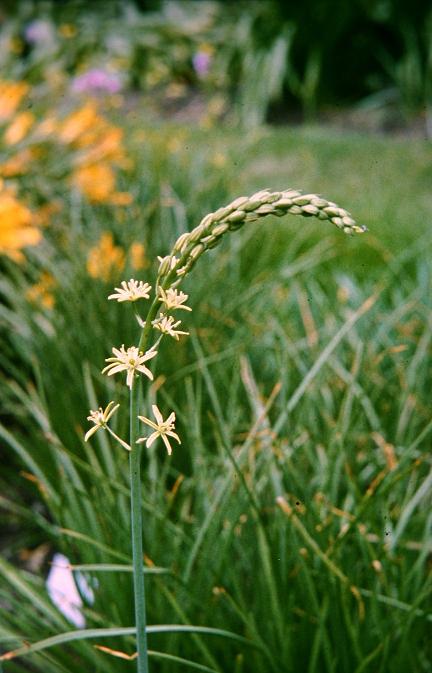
0, 185, 364, 669
81, 187, 365, 671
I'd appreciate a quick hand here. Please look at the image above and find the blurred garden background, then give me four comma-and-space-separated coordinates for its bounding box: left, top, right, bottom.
0, 1, 431, 671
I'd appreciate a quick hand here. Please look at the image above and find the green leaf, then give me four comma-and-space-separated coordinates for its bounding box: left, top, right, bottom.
0, 625, 259, 661
68, 563, 169, 574
148, 650, 218, 672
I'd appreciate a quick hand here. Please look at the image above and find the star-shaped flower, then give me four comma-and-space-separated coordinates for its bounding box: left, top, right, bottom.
84, 401, 130, 451
108, 279, 152, 302
158, 287, 192, 312
152, 314, 189, 340
102, 344, 157, 389
137, 405, 181, 455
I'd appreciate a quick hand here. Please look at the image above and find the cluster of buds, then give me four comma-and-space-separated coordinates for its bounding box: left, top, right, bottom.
157, 188, 365, 282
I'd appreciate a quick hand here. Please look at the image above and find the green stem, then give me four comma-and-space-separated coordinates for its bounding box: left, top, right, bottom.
131, 274, 180, 668
138, 296, 161, 352
129, 389, 149, 673
137, 275, 173, 352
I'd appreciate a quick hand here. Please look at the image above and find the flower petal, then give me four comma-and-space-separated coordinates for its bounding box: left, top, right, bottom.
146, 432, 159, 448
161, 434, 173, 455
166, 430, 181, 445
136, 365, 153, 380
105, 402, 120, 422
84, 425, 100, 442
138, 416, 159, 432
103, 364, 126, 376
152, 405, 163, 425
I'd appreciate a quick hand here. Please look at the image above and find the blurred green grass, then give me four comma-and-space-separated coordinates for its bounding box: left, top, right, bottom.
0, 124, 431, 673
241, 125, 432, 262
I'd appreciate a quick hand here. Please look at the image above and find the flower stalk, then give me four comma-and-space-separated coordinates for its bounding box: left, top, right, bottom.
129, 388, 149, 673
83, 186, 365, 671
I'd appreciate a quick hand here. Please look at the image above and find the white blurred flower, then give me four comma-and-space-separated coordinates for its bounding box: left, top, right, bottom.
108, 279, 152, 303
158, 287, 192, 312
102, 344, 157, 388
137, 404, 180, 455
152, 314, 189, 340
46, 554, 91, 628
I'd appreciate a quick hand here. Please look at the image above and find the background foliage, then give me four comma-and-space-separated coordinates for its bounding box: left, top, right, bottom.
0, 2, 431, 672
1, 0, 432, 125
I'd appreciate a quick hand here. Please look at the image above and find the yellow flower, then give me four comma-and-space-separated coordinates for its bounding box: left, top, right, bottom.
110, 192, 133, 206
35, 116, 57, 139
0, 81, 29, 121
72, 163, 116, 203
57, 104, 101, 145
10, 37, 23, 55
0, 182, 41, 261
129, 242, 149, 270
198, 42, 214, 56
56, 103, 129, 202
4, 111, 34, 145
0, 148, 35, 177
77, 127, 125, 163
32, 201, 62, 227
58, 23, 77, 38
211, 152, 227, 168
26, 272, 57, 310
86, 232, 125, 281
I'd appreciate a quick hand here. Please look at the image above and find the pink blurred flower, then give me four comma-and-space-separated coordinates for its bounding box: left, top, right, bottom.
71, 69, 122, 95
24, 20, 53, 45
192, 51, 212, 78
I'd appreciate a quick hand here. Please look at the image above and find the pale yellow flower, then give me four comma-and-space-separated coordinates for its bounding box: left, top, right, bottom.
158, 287, 192, 312
102, 345, 157, 389
84, 401, 130, 451
137, 404, 180, 455
152, 314, 189, 340
108, 279, 152, 302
